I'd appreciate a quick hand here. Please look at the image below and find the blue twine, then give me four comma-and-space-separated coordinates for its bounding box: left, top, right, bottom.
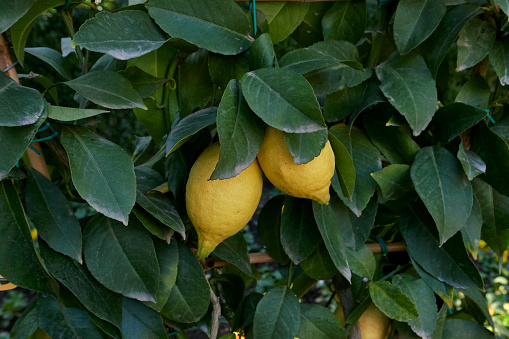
31, 132, 58, 143
28, 145, 41, 155
249, 0, 257, 36
37, 123, 51, 133
167, 331, 180, 337
485, 109, 496, 123
376, 236, 388, 256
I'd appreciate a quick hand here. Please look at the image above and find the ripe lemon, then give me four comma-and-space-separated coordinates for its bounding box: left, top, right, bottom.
186, 143, 263, 259
358, 303, 391, 339
257, 126, 335, 204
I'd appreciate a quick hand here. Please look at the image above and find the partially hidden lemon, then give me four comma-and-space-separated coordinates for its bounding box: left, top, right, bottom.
257, 126, 335, 204
358, 303, 391, 339
186, 143, 263, 259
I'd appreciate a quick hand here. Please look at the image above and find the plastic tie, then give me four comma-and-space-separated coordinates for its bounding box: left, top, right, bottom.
485, 109, 496, 124
2, 61, 18, 73
167, 331, 180, 337
249, 0, 257, 36
28, 145, 41, 155
447, 306, 453, 314
376, 236, 389, 256
58, 0, 72, 12
37, 123, 51, 133
31, 131, 59, 143
378, 0, 396, 5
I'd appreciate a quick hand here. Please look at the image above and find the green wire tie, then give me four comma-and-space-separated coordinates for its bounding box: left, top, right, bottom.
28, 145, 41, 155
167, 331, 180, 337
31, 131, 59, 144
249, 0, 257, 36
37, 123, 51, 133
376, 236, 389, 256
447, 306, 453, 314
485, 109, 496, 123
58, 0, 72, 12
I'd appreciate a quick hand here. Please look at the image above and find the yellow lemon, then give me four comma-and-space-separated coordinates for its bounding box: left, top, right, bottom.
186, 143, 263, 259
257, 126, 335, 204
358, 303, 391, 339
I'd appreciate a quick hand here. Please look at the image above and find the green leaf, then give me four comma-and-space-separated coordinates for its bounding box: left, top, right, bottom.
300, 244, 337, 280
291, 3, 330, 47
322, 1, 366, 44
392, 274, 438, 337
441, 319, 494, 338
241, 68, 326, 133
420, 4, 483, 77
297, 303, 347, 339
10, 302, 38, 339
0, 0, 33, 33
329, 124, 381, 216
281, 197, 321, 264
0, 71, 45, 126
376, 52, 437, 136
74, 10, 168, 60
208, 53, 249, 90
161, 242, 210, 323
65, 71, 146, 110
400, 208, 484, 290
257, 195, 290, 265
284, 130, 328, 165
371, 164, 412, 200
211, 79, 265, 179
369, 281, 418, 322
328, 132, 356, 200
212, 232, 254, 278
432, 103, 487, 143
493, 0, 509, 15
25, 168, 82, 263
461, 196, 483, 258
83, 215, 160, 302
132, 206, 174, 243
492, 116, 509, 140
60, 126, 136, 225
0, 181, 58, 296
25, 47, 71, 80
122, 298, 166, 339
257, 2, 310, 44
312, 201, 351, 282
472, 179, 509, 260
179, 49, 214, 115
135, 167, 185, 237
489, 36, 509, 85
36, 295, 81, 339
455, 76, 490, 110
457, 144, 486, 181
38, 240, 123, 330
146, 0, 253, 55
364, 118, 420, 165
253, 286, 301, 339
470, 122, 509, 196
47, 106, 109, 122
232, 292, 263, 330
460, 286, 495, 331
347, 80, 385, 129
393, 0, 446, 55
457, 18, 496, 71
119, 67, 168, 98
165, 107, 217, 155
411, 258, 453, 308
62, 307, 110, 338
345, 244, 376, 280
248, 33, 275, 70
410, 146, 473, 244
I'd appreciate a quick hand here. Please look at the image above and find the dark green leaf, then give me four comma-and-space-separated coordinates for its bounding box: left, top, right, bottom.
376, 52, 437, 136
119, 66, 168, 98
47, 106, 109, 121
441, 319, 494, 338
455, 76, 490, 110
10, 301, 38, 339
65, 71, 146, 110
25, 168, 82, 263
208, 53, 249, 89
312, 201, 351, 282
146, 0, 253, 55
297, 303, 347, 339
324, 84, 366, 123
61, 126, 136, 225
290, 3, 330, 47
347, 80, 385, 129
161, 242, 210, 323
83, 215, 160, 302
122, 298, 166, 339
457, 144, 486, 181
179, 49, 214, 115
393, 0, 446, 55
328, 132, 356, 200
411, 258, 453, 308
25, 47, 71, 80
400, 208, 484, 290
232, 292, 263, 330
371, 164, 412, 200
213, 232, 254, 278
491, 116, 509, 140
241, 68, 326, 133
248, 33, 275, 70
284, 130, 328, 165
411, 146, 473, 244
37, 295, 81, 339
211, 79, 265, 179
345, 244, 376, 280
132, 206, 174, 243
134, 97, 168, 145
0, 0, 33, 33
461, 195, 483, 258
257, 195, 289, 265
0, 71, 45, 126
420, 5, 483, 77
300, 244, 337, 280
257, 2, 309, 44
457, 18, 496, 71
62, 307, 110, 338
493, 0, 509, 16
0, 181, 58, 296
432, 103, 487, 143
490, 36, 509, 85
74, 10, 168, 60
253, 286, 300, 339
369, 281, 418, 322
459, 286, 495, 331
392, 274, 438, 337
281, 197, 321, 264
322, 1, 366, 44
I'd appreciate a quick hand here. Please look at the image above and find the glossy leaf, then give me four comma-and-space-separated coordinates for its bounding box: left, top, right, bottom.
371, 164, 413, 200
25, 168, 82, 262
60, 126, 136, 225
10, 302, 38, 339
284, 130, 328, 165
132, 206, 174, 243
420, 5, 483, 77
166, 107, 217, 155
0, 71, 45, 126
491, 116, 509, 140
494, 0, 509, 15
441, 319, 494, 338
119, 66, 168, 98
36, 295, 82, 339
25, 47, 71, 80
490, 36, 509, 85
257, 195, 289, 265
457, 18, 496, 71
161, 242, 210, 323
65, 71, 146, 110
291, 2, 330, 47
47, 106, 109, 121
257, 2, 309, 44
312, 201, 351, 282
241, 68, 326, 133
179, 49, 214, 115
455, 76, 490, 110
0, 0, 33, 33
411, 146, 473, 244
0, 181, 58, 296
369, 281, 418, 322
457, 144, 486, 181
211, 79, 265, 179
300, 244, 337, 280
328, 132, 356, 200
122, 298, 166, 339
347, 80, 385, 129
83, 215, 160, 302
411, 258, 454, 308
461, 195, 483, 258
345, 244, 376, 280
146, 0, 253, 55
248, 33, 275, 70
376, 52, 437, 136
432, 103, 487, 143
322, 1, 366, 44
213, 232, 254, 278
253, 286, 300, 339
460, 286, 495, 331
74, 10, 168, 60
296, 303, 347, 339
208, 53, 249, 89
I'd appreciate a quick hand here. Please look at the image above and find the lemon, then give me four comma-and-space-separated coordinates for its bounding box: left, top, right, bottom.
358, 303, 391, 339
257, 126, 335, 204
186, 143, 263, 259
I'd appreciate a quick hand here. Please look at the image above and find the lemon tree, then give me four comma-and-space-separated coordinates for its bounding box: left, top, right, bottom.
1, 0, 509, 338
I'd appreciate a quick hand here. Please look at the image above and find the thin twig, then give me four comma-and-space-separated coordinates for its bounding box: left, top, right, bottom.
209, 283, 221, 339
